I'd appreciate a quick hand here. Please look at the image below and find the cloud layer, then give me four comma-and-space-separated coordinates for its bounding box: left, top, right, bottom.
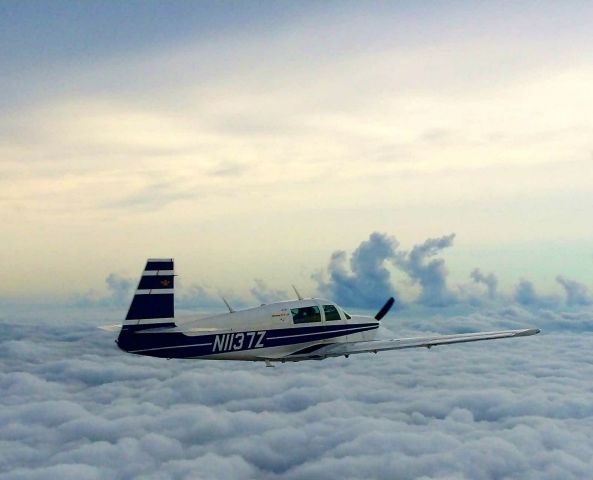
1, 305, 593, 479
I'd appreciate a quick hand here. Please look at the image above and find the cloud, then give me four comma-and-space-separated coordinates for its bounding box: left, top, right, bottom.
396, 302, 593, 335
513, 279, 560, 309
392, 234, 457, 307
106, 180, 197, 212
514, 278, 538, 305
71, 273, 292, 317
556, 276, 592, 307
104, 274, 134, 306
208, 162, 250, 178
470, 268, 498, 300
314, 232, 401, 309
1, 303, 593, 479
69, 233, 590, 319
73, 273, 134, 308
176, 284, 229, 312
176, 281, 287, 313
250, 279, 288, 305
315, 232, 585, 311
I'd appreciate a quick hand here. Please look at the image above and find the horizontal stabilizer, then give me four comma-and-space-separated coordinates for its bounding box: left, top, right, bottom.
98, 324, 121, 332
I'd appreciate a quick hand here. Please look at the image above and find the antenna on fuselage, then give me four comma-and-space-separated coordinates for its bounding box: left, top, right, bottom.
292, 285, 304, 301
222, 297, 235, 313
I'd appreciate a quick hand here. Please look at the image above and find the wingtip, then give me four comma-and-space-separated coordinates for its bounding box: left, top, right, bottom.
517, 328, 541, 336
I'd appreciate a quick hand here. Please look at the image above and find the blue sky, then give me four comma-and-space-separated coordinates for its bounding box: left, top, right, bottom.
0, 2, 307, 70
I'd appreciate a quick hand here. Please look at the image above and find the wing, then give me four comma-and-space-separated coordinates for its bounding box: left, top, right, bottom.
288, 328, 540, 360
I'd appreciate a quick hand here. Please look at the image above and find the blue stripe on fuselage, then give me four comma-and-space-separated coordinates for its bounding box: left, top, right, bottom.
117, 323, 378, 358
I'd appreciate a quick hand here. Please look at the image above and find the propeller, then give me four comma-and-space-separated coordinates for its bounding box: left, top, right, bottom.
374, 297, 395, 321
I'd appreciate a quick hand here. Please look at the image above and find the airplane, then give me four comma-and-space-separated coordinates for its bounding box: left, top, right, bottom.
102, 258, 540, 366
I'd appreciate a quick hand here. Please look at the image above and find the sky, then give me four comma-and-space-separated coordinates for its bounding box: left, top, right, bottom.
2, 4, 593, 477
1, 1, 593, 303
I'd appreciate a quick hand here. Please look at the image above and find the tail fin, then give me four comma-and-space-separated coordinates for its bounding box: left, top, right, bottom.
121, 258, 176, 332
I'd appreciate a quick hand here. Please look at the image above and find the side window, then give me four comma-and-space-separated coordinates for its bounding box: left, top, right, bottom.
291, 306, 321, 324
341, 309, 352, 319
323, 304, 341, 321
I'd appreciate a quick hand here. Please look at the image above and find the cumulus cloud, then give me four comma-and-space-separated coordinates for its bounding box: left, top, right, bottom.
470, 268, 498, 300
316, 232, 560, 310
392, 234, 457, 307
513, 279, 560, 309
1, 304, 593, 479
104, 274, 134, 306
514, 279, 538, 306
73, 273, 134, 308
71, 234, 590, 318
314, 232, 401, 309
556, 276, 592, 307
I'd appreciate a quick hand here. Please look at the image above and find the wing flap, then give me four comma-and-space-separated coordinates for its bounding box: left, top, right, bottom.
306, 328, 540, 358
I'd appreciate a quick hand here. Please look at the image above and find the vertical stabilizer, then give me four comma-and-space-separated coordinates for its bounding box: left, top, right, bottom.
121, 258, 175, 332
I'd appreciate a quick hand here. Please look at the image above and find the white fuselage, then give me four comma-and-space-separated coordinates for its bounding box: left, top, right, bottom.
120, 298, 380, 362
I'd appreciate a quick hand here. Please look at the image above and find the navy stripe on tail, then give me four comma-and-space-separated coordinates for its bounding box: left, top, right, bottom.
123, 258, 175, 329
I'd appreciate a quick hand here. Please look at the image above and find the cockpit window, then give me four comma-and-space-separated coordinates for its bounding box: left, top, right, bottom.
323, 304, 341, 321
291, 306, 321, 324
341, 309, 352, 319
